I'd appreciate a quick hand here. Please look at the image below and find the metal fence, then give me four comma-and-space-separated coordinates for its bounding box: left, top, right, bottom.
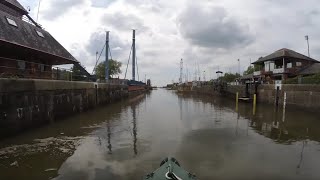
0, 56, 89, 81
0, 56, 130, 84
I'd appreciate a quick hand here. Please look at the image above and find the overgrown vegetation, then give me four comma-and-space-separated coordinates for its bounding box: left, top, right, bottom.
285, 73, 320, 84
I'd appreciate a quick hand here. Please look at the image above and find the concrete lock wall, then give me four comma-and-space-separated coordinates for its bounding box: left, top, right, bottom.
226, 84, 320, 111
0, 78, 128, 138
257, 84, 320, 110
190, 84, 320, 111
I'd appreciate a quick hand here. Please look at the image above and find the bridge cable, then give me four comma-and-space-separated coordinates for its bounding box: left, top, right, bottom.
92, 43, 106, 74
124, 45, 133, 79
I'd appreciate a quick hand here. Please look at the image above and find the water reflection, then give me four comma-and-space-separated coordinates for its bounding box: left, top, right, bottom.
107, 121, 112, 154
131, 100, 138, 155
1, 90, 320, 180
178, 93, 320, 144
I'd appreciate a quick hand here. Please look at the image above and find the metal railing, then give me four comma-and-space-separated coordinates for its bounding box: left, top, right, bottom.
0, 56, 90, 81
253, 71, 261, 76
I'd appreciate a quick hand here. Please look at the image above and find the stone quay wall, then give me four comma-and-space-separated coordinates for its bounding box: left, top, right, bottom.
0, 78, 128, 138
189, 84, 320, 111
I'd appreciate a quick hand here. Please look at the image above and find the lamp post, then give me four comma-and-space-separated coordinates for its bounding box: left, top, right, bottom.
305, 35, 310, 57
238, 59, 240, 76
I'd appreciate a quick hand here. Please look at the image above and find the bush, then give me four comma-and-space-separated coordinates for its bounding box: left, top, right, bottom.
285, 73, 320, 84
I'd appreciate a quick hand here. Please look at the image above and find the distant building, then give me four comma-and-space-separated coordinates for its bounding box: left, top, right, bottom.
0, 0, 78, 79
252, 48, 319, 83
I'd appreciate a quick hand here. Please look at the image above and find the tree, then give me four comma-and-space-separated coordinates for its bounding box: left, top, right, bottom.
244, 66, 255, 75
218, 73, 240, 82
243, 65, 261, 75
95, 59, 122, 79
71, 64, 87, 81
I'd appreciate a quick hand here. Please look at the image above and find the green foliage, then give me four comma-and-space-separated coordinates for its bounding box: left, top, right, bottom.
285, 73, 320, 84
243, 65, 261, 75
244, 66, 255, 75
95, 59, 122, 79
71, 65, 87, 81
218, 73, 241, 82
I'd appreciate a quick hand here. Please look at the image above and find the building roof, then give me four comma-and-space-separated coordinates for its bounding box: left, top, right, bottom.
1, 0, 28, 14
252, 48, 319, 64
0, 10, 78, 64
298, 63, 320, 75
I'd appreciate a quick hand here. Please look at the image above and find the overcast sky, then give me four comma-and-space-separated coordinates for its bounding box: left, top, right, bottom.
19, 0, 320, 86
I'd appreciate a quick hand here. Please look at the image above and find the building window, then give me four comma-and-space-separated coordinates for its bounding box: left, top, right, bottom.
270, 62, 275, 71
296, 62, 302, 66
287, 63, 292, 68
36, 30, 44, 38
40, 64, 45, 72
17, 61, 26, 70
6, 17, 17, 27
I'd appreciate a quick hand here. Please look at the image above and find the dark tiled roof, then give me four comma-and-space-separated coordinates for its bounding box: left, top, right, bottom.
2, 0, 28, 14
0, 11, 78, 64
252, 48, 319, 64
299, 63, 320, 75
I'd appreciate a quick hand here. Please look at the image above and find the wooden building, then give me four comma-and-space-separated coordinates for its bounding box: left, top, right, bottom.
252, 48, 319, 82
0, 0, 78, 79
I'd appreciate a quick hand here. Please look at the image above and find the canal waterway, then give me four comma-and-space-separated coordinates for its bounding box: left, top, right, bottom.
1, 89, 320, 180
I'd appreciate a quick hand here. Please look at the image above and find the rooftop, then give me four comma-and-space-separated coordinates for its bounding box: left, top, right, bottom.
1, 0, 28, 14
252, 48, 319, 64
0, 10, 77, 64
299, 63, 320, 75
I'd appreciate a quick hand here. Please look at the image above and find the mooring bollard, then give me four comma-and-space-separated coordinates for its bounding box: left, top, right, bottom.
253, 93, 257, 115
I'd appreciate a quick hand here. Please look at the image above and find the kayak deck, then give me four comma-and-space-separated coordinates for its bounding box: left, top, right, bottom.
143, 157, 197, 180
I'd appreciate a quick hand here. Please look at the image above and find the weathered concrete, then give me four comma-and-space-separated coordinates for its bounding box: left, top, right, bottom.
191, 84, 320, 112
0, 78, 128, 138
227, 84, 320, 109
257, 84, 320, 110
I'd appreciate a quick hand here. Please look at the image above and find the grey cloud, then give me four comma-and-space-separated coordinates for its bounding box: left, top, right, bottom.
178, 4, 254, 49
42, 0, 85, 20
102, 12, 149, 32
90, 0, 116, 8
85, 31, 130, 62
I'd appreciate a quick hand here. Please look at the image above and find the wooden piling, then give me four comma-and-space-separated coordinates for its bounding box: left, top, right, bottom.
236, 92, 239, 112
253, 93, 256, 115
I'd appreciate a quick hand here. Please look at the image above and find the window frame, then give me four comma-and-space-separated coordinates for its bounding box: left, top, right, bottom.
35, 30, 45, 38
296, 62, 302, 67
6, 17, 17, 27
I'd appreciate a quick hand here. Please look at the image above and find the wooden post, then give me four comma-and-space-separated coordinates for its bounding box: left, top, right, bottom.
275, 86, 280, 107
282, 92, 287, 122
56, 67, 59, 80
253, 94, 257, 115
236, 92, 239, 112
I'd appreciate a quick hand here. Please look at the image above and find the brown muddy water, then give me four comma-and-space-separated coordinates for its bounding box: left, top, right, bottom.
0, 89, 320, 180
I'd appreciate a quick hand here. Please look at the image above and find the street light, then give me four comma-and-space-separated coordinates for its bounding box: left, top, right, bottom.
237, 59, 240, 76
305, 35, 310, 57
